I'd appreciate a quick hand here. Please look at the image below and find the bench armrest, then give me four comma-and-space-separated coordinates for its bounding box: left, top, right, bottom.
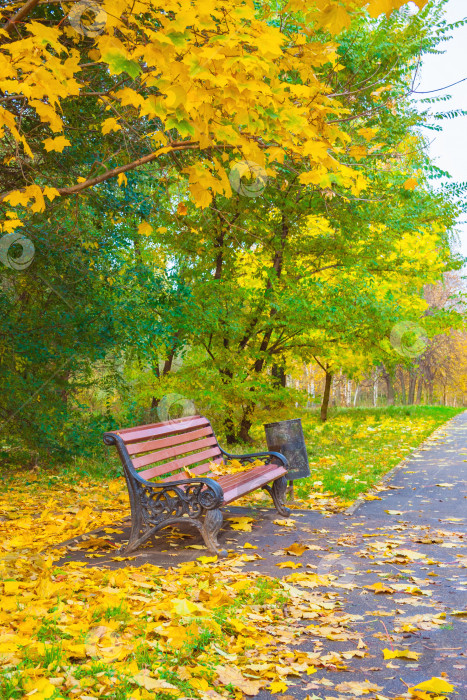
132, 473, 224, 510
219, 448, 288, 471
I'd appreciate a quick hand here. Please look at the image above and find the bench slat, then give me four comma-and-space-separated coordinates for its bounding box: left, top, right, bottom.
117, 414, 202, 435
132, 436, 219, 470
216, 462, 278, 490
138, 447, 221, 481
220, 464, 286, 503
117, 416, 210, 444
126, 426, 214, 456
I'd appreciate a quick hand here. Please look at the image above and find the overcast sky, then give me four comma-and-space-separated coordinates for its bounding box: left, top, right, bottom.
415, 0, 467, 258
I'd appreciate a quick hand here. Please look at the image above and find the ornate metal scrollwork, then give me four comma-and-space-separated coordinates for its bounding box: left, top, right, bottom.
263, 475, 291, 516
137, 480, 216, 527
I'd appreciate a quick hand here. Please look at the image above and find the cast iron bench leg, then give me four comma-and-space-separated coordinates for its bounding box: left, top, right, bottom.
263, 475, 291, 516
200, 508, 227, 557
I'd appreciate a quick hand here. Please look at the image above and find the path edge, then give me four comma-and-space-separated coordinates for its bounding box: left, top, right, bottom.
344, 413, 462, 516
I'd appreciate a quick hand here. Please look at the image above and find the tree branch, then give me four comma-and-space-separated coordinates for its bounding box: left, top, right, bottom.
0, 141, 202, 203
3, 0, 40, 32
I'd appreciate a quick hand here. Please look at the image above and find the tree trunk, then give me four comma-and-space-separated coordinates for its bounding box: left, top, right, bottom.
408, 369, 417, 405
381, 366, 394, 405
398, 367, 407, 405
238, 409, 254, 443
320, 370, 333, 422
427, 380, 434, 404
416, 377, 424, 404
271, 363, 286, 388
373, 369, 378, 407
224, 414, 237, 445
149, 362, 161, 417
353, 384, 360, 407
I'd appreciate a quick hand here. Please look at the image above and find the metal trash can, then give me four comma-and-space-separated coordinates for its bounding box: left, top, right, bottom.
264, 418, 310, 481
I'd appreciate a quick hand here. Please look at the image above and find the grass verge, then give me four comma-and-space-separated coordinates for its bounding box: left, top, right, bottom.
241, 405, 463, 511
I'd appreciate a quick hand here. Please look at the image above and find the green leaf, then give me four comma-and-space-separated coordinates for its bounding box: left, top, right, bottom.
103, 52, 141, 79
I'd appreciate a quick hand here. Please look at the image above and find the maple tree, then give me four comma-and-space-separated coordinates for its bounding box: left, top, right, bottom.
0, 0, 428, 226
0, 4, 465, 700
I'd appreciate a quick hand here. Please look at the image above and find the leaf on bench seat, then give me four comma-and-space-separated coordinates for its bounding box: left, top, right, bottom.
210, 458, 266, 477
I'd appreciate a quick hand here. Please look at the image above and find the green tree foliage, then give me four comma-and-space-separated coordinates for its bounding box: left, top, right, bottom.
0, 0, 465, 459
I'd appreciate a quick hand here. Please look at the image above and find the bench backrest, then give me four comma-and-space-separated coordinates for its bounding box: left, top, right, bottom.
114, 415, 222, 482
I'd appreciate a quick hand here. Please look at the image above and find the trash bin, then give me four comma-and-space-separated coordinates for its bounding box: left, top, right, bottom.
264, 418, 310, 481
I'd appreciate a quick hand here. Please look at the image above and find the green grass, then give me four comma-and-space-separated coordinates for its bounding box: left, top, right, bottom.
299, 405, 462, 501
243, 405, 463, 506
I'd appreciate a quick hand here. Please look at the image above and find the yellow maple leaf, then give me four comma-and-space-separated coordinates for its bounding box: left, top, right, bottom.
276, 561, 303, 569
404, 178, 418, 190
3, 190, 31, 207
43, 186, 60, 201
319, 4, 351, 35
102, 117, 122, 135
216, 665, 264, 695
269, 680, 288, 693
43, 135, 71, 152
138, 221, 152, 236
25, 184, 46, 213
383, 648, 421, 660
409, 677, 454, 695
196, 555, 218, 564
29, 100, 64, 133
285, 542, 307, 556
229, 517, 254, 531
367, 0, 405, 18
365, 582, 394, 594
273, 518, 296, 527
23, 677, 55, 700
172, 598, 205, 615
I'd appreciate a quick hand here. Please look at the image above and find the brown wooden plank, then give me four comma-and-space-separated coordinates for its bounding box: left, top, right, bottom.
138, 447, 221, 481
117, 417, 210, 444
118, 415, 208, 441
132, 436, 219, 470
188, 463, 214, 476
221, 466, 286, 503
126, 426, 214, 456
215, 463, 279, 490
117, 414, 201, 435
156, 470, 216, 484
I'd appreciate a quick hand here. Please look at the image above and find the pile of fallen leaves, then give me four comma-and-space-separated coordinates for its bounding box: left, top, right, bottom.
1, 425, 463, 700
0, 474, 356, 699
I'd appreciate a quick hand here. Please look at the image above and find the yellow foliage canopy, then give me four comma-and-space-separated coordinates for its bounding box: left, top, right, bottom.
0, 0, 424, 229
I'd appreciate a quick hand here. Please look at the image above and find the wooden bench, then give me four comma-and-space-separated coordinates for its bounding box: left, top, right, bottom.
103, 415, 290, 556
